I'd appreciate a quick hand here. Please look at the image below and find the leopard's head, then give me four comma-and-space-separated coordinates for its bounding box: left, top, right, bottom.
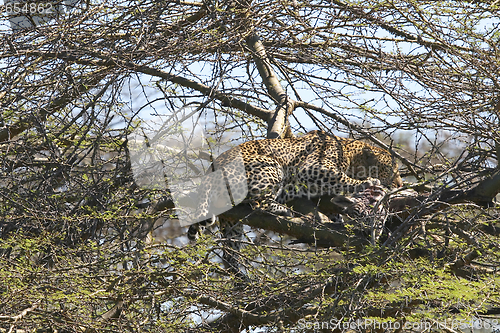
351, 146, 403, 188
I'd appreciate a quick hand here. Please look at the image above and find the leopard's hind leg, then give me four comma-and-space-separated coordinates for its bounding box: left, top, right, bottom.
244, 157, 292, 216
219, 217, 248, 281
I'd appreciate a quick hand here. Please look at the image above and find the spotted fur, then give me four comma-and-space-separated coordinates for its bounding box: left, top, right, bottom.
187, 130, 402, 240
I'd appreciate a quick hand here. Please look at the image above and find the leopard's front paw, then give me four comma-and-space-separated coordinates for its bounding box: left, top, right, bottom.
356, 178, 381, 191
365, 178, 381, 186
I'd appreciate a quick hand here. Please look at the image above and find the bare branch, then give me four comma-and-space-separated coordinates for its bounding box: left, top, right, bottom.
0, 68, 110, 142
246, 33, 292, 138
0, 300, 40, 322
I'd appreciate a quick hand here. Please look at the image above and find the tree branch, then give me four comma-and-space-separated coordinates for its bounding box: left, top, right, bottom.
0, 68, 109, 142
9, 49, 273, 124
220, 199, 367, 248
245, 32, 293, 138
0, 300, 40, 322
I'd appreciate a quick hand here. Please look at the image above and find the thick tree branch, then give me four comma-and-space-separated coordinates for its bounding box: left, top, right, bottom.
246, 32, 294, 138
134, 64, 273, 122
216, 167, 500, 249
220, 199, 367, 248
417, 169, 500, 216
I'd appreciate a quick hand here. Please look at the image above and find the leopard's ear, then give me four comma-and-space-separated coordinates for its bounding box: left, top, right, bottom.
362, 147, 379, 165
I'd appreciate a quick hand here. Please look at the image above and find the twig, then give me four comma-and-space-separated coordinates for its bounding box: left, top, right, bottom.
1, 300, 40, 333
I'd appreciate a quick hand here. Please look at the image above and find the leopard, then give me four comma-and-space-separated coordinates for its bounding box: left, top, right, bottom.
187, 130, 403, 242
